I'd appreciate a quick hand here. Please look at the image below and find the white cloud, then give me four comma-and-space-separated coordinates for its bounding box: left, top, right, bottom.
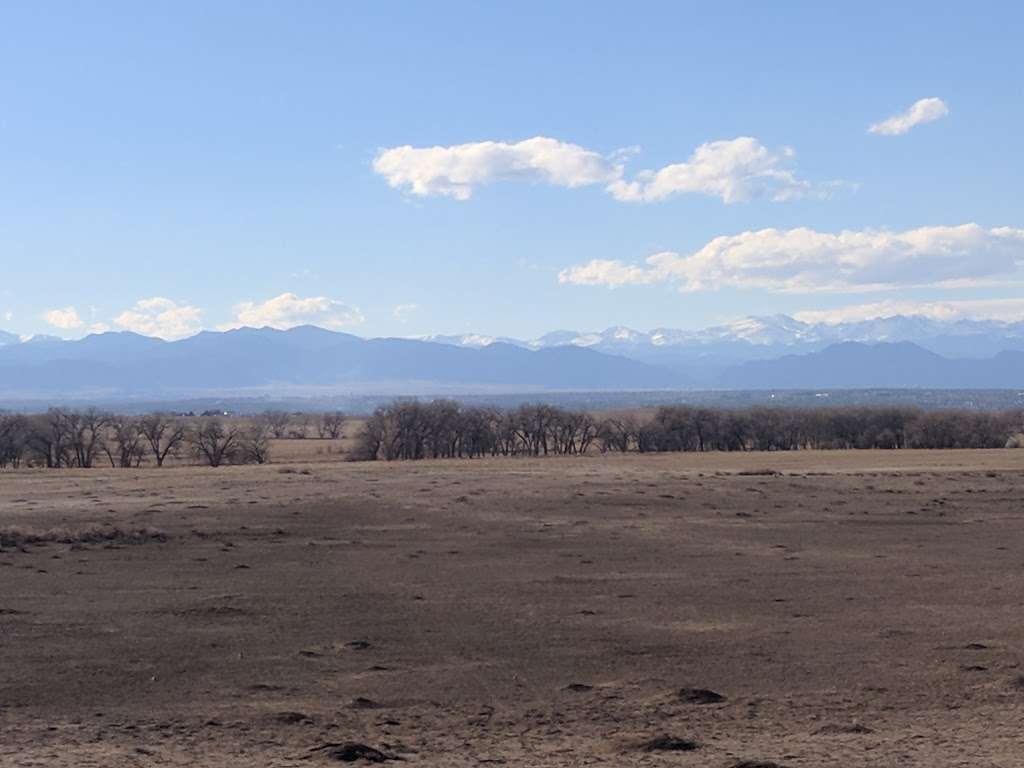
374, 135, 827, 204
554, 258, 661, 288
606, 137, 813, 203
43, 306, 85, 330
558, 224, 1024, 293
229, 292, 364, 331
4, 310, 13, 323
868, 97, 949, 136
794, 298, 1024, 325
114, 297, 203, 339
392, 303, 419, 323
373, 137, 620, 201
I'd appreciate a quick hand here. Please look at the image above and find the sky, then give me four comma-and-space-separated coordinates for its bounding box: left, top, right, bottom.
2, 1, 1023, 341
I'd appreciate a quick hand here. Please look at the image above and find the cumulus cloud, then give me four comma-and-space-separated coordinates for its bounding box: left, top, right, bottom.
374, 135, 826, 204
554, 259, 661, 288
114, 297, 203, 339
868, 97, 949, 136
373, 137, 620, 201
606, 138, 812, 203
558, 224, 1024, 293
794, 298, 1024, 325
43, 306, 85, 330
229, 292, 364, 331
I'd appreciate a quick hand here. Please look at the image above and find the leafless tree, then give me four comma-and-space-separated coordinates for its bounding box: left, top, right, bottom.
316, 410, 346, 440
262, 410, 293, 439
190, 418, 242, 467
287, 413, 310, 439
0, 413, 28, 468
139, 413, 187, 467
66, 408, 111, 468
104, 416, 146, 468
597, 415, 638, 452
240, 422, 272, 464
24, 410, 72, 468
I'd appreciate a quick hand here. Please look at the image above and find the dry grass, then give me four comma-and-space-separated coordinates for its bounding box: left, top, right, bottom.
2, 449, 1024, 766
0, 525, 167, 549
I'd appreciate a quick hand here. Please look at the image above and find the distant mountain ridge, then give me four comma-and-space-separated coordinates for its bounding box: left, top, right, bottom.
720, 342, 1024, 389
0, 325, 682, 396
3, 315, 1024, 398
423, 314, 1024, 380
424, 313, 1024, 355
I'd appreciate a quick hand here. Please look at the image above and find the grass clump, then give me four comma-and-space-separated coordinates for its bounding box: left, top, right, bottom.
0, 525, 168, 550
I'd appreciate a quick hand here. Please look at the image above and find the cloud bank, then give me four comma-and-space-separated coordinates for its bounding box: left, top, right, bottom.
374, 136, 829, 204
229, 292, 364, 331
114, 297, 203, 339
43, 306, 85, 330
793, 298, 1024, 325
559, 224, 1024, 293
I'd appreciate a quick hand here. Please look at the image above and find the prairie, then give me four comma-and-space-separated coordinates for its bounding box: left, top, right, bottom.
2, 449, 1024, 766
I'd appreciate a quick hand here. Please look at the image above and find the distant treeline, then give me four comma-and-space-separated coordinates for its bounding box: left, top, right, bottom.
0, 410, 346, 469
352, 400, 1024, 460
4, 403, 1024, 469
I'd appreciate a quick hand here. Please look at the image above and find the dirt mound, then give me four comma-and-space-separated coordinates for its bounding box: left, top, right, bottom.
731, 762, 789, 768
640, 735, 700, 752
321, 742, 397, 762
350, 697, 382, 709
564, 683, 593, 692
679, 687, 726, 704
274, 711, 312, 724
814, 722, 873, 735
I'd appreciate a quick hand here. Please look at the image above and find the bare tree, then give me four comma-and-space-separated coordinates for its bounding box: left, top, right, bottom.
597, 415, 638, 453
139, 413, 187, 467
25, 410, 72, 468
0, 413, 28, 468
316, 410, 346, 440
262, 410, 293, 439
190, 418, 242, 467
240, 421, 272, 464
104, 416, 146, 468
66, 408, 111, 468
287, 413, 310, 439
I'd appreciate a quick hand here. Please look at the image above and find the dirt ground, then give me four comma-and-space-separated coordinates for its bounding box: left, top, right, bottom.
2, 449, 1024, 767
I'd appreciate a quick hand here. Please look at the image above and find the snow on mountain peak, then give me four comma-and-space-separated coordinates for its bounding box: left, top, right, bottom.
420, 314, 1024, 356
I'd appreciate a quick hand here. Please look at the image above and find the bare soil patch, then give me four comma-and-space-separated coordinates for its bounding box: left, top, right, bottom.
2, 449, 1024, 765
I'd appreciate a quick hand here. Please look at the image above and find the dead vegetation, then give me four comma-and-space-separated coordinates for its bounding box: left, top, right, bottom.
639, 735, 700, 752
3, 451, 1024, 766
0, 525, 167, 550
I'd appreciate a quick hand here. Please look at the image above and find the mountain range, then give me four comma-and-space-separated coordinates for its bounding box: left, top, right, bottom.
2, 314, 1024, 399
0, 325, 679, 397
426, 313, 1024, 361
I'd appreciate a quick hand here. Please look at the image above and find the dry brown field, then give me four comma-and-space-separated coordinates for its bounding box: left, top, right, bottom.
2, 449, 1024, 766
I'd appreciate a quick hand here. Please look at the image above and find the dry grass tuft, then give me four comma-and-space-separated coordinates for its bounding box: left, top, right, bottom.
0, 525, 168, 549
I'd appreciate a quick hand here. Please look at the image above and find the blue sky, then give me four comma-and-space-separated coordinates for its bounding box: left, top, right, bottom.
2, 1, 1023, 340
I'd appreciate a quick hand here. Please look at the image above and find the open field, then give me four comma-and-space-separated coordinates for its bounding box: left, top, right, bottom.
2, 450, 1024, 766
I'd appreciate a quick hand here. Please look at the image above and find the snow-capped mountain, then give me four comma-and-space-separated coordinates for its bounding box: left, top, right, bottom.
426, 314, 1024, 369
420, 333, 507, 349
0, 331, 66, 346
